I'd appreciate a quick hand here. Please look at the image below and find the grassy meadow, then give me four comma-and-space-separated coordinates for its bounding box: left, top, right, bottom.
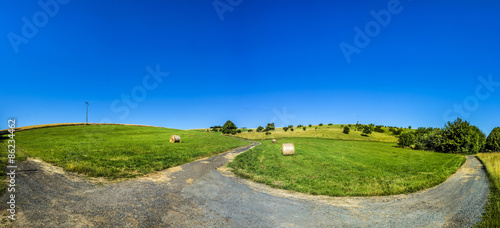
476, 153, 500, 227
228, 138, 465, 196
237, 124, 410, 143
1, 124, 250, 180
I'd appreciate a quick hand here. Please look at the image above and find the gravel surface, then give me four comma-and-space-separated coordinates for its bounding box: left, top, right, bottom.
0, 140, 489, 227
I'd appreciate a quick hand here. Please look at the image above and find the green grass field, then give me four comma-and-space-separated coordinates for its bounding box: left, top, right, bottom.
237, 124, 410, 143
1, 124, 250, 180
228, 138, 465, 196
476, 153, 500, 227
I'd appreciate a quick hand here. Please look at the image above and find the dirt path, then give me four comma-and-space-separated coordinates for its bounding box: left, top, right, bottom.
0, 142, 489, 227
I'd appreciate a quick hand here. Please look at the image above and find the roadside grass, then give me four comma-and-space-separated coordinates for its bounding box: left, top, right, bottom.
237, 124, 408, 143
0, 135, 27, 193
3, 125, 250, 180
476, 153, 500, 227
228, 138, 465, 196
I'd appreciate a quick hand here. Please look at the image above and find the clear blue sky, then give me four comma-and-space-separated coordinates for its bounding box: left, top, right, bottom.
2, 0, 500, 133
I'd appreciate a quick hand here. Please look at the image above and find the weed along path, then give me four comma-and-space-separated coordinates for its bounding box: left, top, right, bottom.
3, 142, 489, 227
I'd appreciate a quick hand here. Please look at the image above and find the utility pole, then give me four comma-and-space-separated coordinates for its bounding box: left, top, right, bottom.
85, 102, 89, 124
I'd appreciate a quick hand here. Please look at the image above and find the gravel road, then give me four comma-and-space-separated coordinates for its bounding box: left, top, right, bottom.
0, 141, 489, 227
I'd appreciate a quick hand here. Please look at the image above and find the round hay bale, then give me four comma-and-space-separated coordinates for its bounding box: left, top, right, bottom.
281, 143, 295, 156
170, 135, 181, 143
272, 139, 277, 143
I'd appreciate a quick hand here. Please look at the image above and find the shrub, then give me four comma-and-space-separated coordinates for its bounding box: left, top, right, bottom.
265, 131, 271, 135
486, 127, 500, 152
438, 117, 486, 154
398, 132, 415, 147
237, 129, 241, 133
308, 124, 312, 127
222, 120, 237, 134
283, 127, 289, 132
374, 125, 385, 133
265, 123, 275, 131
290, 128, 294, 132
256, 126, 264, 132
297, 124, 303, 128
414, 128, 443, 151
288, 125, 293, 129
319, 123, 323, 126
328, 123, 333, 126
248, 129, 253, 133
303, 127, 306, 131
393, 129, 402, 135
408, 126, 412, 129
362, 126, 372, 135
230, 129, 237, 135
343, 126, 350, 134
315, 127, 318, 130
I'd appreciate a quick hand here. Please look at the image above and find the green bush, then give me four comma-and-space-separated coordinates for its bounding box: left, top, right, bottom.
297, 124, 303, 128
438, 118, 486, 154
362, 125, 372, 135
248, 129, 253, 133
398, 132, 415, 147
222, 120, 237, 134
319, 123, 323, 126
308, 124, 312, 127
283, 127, 289, 132
290, 128, 294, 132
302, 127, 306, 131
265, 131, 271, 135
414, 128, 444, 151
256, 126, 264, 132
374, 125, 385, 133
343, 126, 350, 134
328, 123, 333, 126
237, 129, 242, 133
486, 127, 500, 152
265, 123, 275, 131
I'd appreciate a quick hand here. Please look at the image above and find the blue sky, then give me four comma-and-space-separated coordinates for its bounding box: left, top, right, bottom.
1, 0, 500, 133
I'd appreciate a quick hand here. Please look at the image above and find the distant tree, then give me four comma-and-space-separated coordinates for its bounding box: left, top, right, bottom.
265, 131, 271, 135
265, 123, 275, 131
315, 127, 318, 130
237, 129, 242, 133
408, 126, 412, 129
248, 129, 253, 133
222, 120, 237, 134
343, 126, 350, 134
230, 129, 237, 135
485, 127, 500, 152
297, 124, 303, 128
319, 123, 323, 126
283, 127, 289, 132
438, 117, 486, 154
288, 125, 294, 129
374, 125, 385, 133
256, 126, 264, 132
303, 127, 306, 131
290, 128, 294, 132
362, 125, 372, 135
328, 123, 333, 126
308, 124, 312, 127
398, 132, 415, 147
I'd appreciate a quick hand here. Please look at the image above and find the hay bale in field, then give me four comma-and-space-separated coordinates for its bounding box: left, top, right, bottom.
272, 139, 277, 143
281, 143, 295, 156
170, 135, 181, 143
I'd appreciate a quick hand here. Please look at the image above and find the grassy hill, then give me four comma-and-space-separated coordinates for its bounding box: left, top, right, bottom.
236, 124, 411, 143
1, 124, 250, 180
228, 138, 465, 196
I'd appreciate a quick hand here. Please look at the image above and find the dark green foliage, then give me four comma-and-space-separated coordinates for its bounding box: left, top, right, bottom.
328, 123, 333, 126
256, 126, 264, 132
288, 125, 293, 128
414, 128, 444, 151
374, 125, 385, 133
283, 127, 289, 132
230, 130, 237, 135
265, 131, 271, 135
303, 127, 306, 131
297, 124, 303, 128
319, 123, 323, 126
265, 123, 275, 131
398, 132, 415, 147
290, 128, 294, 132
438, 118, 486, 154
237, 129, 242, 134
248, 129, 253, 133
308, 124, 312, 127
392, 129, 403, 135
362, 125, 372, 135
408, 126, 412, 129
343, 126, 350, 134
222, 120, 237, 134
485, 127, 500, 152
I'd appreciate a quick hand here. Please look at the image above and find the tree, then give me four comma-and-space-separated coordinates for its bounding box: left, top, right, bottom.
308, 124, 312, 127
328, 123, 333, 126
237, 129, 241, 133
290, 128, 294, 132
398, 132, 415, 147
408, 126, 412, 129
222, 120, 237, 134
362, 125, 372, 135
343, 126, 350, 134
438, 117, 486, 154
319, 123, 323, 126
265, 123, 275, 131
302, 126, 306, 131
486, 127, 500, 152
256, 126, 264, 132
283, 127, 289, 132
248, 129, 253, 133
288, 125, 293, 129
265, 131, 271, 135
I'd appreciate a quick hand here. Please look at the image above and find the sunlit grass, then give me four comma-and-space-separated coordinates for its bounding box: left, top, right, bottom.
228, 138, 465, 196
477, 153, 500, 227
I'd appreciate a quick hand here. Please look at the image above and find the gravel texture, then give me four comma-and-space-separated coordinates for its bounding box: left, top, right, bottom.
0, 140, 489, 227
